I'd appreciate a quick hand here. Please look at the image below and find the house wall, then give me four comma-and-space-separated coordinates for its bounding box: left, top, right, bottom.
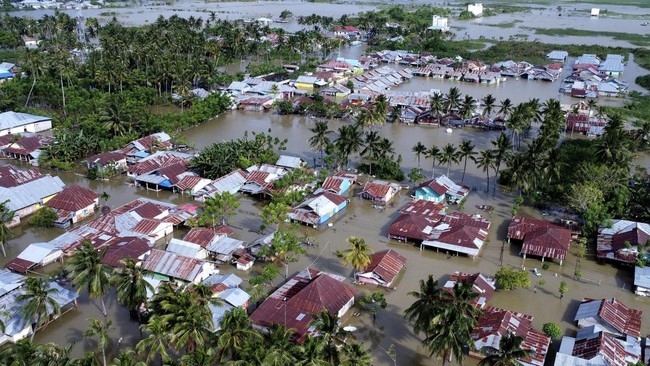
72, 203, 98, 224
150, 223, 174, 242
413, 189, 444, 203
295, 82, 314, 91
237, 261, 253, 271
336, 297, 355, 318
192, 263, 217, 284
41, 250, 63, 265
0, 120, 52, 136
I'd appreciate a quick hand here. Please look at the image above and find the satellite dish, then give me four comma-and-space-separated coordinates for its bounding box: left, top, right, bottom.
343, 326, 357, 332
101, 206, 111, 215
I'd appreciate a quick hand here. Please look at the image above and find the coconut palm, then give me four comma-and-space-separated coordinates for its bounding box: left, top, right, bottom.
263, 324, 299, 365
110, 348, 146, 366
424, 282, 479, 366
308, 120, 332, 164
341, 342, 372, 366
478, 332, 533, 366
412, 141, 427, 168
481, 94, 496, 118
476, 150, 496, 192
439, 143, 459, 177
360, 130, 382, 175
497, 98, 513, 118
341, 236, 373, 272
67, 240, 111, 316
217, 307, 262, 362
137, 316, 171, 364
430, 93, 445, 125
111, 257, 153, 319
459, 94, 476, 120
336, 124, 364, 168
403, 275, 442, 337
17, 277, 61, 342
458, 139, 476, 183
425, 145, 441, 179
312, 310, 342, 365
444, 87, 461, 113
296, 336, 329, 366
491, 133, 513, 182
0, 200, 14, 258
84, 318, 112, 366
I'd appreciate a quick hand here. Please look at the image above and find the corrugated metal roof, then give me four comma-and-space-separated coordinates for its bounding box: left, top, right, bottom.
361, 249, 406, 285
166, 238, 204, 258
275, 155, 303, 169
0, 175, 65, 211
0, 111, 50, 130
45, 185, 97, 212
143, 249, 206, 282
219, 288, 250, 307
207, 237, 244, 255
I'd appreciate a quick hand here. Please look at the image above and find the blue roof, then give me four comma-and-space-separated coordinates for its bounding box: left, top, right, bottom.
0, 70, 13, 79
134, 151, 150, 158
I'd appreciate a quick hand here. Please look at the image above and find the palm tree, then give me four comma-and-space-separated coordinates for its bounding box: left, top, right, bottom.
217, 307, 262, 362
478, 332, 533, 366
99, 100, 131, 137
439, 143, 459, 177
309, 120, 332, 165
424, 282, 479, 366
458, 139, 476, 183
491, 133, 512, 183
425, 145, 441, 179
459, 94, 476, 120
412, 141, 427, 168
341, 342, 372, 366
17, 277, 61, 341
476, 150, 496, 192
67, 240, 111, 316
112, 257, 153, 320
481, 94, 496, 118
497, 98, 513, 118
341, 236, 373, 272
137, 316, 171, 364
403, 275, 442, 337
430, 93, 445, 125
444, 87, 461, 114
312, 309, 342, 365
360, 130, 382, 175
336, 124, 363, 168
297, 336, 329, 366
0, 200, 14, 257
263, 324, 299, 365
84, 318, 112, 366
110, 348, 146, 366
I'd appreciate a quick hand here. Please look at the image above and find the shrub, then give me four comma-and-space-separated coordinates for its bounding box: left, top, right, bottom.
29, 207, 58, 228
542, 262, 550, 270
495, 266, 531, 291
542, 322, 562, 340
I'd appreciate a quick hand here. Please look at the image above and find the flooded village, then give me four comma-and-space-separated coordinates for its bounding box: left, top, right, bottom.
1, 0, 650, 365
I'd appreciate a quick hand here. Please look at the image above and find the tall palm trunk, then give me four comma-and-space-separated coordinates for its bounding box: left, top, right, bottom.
462, 157, 468, 183
25, 76, 37, 107
446, 163, 451, 177
431, 159, 436, 179
486, 169, 491, 193
101, 296, 107, 316
101, 347, 107, 366
31, 313, 41, 342
60, 74, 66, 116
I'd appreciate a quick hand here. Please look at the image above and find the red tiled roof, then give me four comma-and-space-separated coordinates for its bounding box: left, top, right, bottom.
0, 165, 43, 187
46, 185, 98, 212
507, 216, 572, 261
175, 175, 203, 190
363, 249, 406, 284
250, 270, 356, 343
184, 227, 229, 247
85, 151, 126, 166
598, 298, 643, 338
101, 237, 151, 268
5, 257, 36, 273
133, 202, 164, 219
472, 306, 550, 366
132, 218, 163, 235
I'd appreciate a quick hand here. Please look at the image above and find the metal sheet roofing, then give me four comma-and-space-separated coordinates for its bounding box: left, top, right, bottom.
166, 238, 204, 258
219, 287, 250, 307
143, 249, 206, 282
45, 185, 97, 212
0, 175, 65, 211
206, 236, 244, 255
360, 249, 406, 285
275, 155, 303, 169
0, 111, 51, 130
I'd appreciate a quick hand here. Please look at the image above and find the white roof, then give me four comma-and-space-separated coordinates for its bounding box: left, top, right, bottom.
296, 75, 319, 84
0, 269, 25, 297
299, 194, 338, 217
0, 111, 51, 130
0, 175, 65, 211
16, 242, 61, 264
275, 155, 303, 169
219, 287, 250, 307
203, 273, 242, 288
207, 236, 244, 255
634, 266, 650, 289
546, 50, 568, 60
166, 238, 204, 259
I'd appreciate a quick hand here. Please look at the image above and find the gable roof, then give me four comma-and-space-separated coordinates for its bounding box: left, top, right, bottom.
0, 175, 66, 211
143, 249, 206, 282
421, 175, 469, 198
85, 151, 126, 166
575, 298, 642, 338
360, 180, 399, 199
45, 185, 97, 212
508, 216, 572, 260
0, 111, 51, 130
443, 272, 495, 309
183, 227, 230, 248
0, 165, 43, 187
362, 249, 406, 285
101, 237, 151, 267
399, 200, 445, 219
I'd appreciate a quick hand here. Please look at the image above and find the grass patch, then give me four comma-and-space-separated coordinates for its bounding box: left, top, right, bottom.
482, 20, 522, 28
531, 28, 650, 47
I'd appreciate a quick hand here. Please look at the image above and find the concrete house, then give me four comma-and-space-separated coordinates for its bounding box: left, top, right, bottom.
45, 185, 99, 228
2, 135, 54, 163
413, 175, 470, 204
358, 180, 402, 204
467, 3, 483, 16
0, 111, 52, 136
166, 238, 208, 259
443, 272, 496, 309
84, 151, 128, 175
318, 175, 353, 196
597, 219, 649, 264
289, 192, 348, 227
420, 213, 491, 259
5, 242, 63, 274
428, 16, 449, 32
574, 298, 642, 338
193, 170, 248, 202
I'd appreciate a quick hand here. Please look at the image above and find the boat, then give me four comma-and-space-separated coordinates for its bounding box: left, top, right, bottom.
446, 128, 453, 134
643, 22, 649, 26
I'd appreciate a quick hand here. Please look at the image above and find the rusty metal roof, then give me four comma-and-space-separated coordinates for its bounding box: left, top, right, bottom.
183, 227, 228, 248
133, 202, 164, 219
508, 216, 572, 260
45, 185, 97, 212
132, 218, 162, 235
362, 249, 406, 285
101, 237, 151, 268
143, 249, 205, 282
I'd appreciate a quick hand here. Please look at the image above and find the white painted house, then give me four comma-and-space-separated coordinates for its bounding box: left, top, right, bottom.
428, 16, 449, 32
0, 111, 52, 136
467, 3, 483, 16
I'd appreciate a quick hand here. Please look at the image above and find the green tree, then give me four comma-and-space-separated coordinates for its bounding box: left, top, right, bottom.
359, 291, 387, 321
425, 145, 441, 179
110, 348, 146, 366
404, 274, 442, 337
408, 168, 426, 185
342, 342, 372, 366
542, 322, 562, 340
17, 277, 61, 342
67, 240, 111, 316
28, 207, 58, 227
198, 192, 240, 227
478, 332, 533, 366
341, 236, 373, 272
412, 141, 427, 168
476, 149, 496, 192
559, 281, 568, 299
494, 266, 531, 291
260, 202, 291, 230
309, 120, 332, 164
311, 310, 342, 365
217, 307, 262, 363
111, 257, 153, 320
481, 94, 496, 118
0, 199, 14, 257
258, 229, 305, 278
458, 139, 476, 183
136, 316, 171, 364
84, 318, 112, 366
439, 143, 459, 177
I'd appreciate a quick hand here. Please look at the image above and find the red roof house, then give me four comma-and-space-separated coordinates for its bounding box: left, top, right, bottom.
421, 213, 491, 259
555, 330, 641, 366
45, 185, 99, 228
507, 216, 572, 263
355, 249, 406, 288
575, 298, 643, 338
101, 236, 151, 268
597, 219, 650, 264
250, 269, 356, 343
471, 306, 551, 366
443, 272, 496, 309
183, 227, 232, 248
358, 180, 401, 204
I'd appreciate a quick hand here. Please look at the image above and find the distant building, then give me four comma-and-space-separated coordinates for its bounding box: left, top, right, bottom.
597, 219, 650, 264
143, 249, 216, 284
428, 16, 450, 32
599, 54, 625, 77
0, 111, 52, 136
413, 175, 469, 204
467, 3, 483, 16
591, 8, 600, 17
546, 50, 569, 63
358, 180, 402, 204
